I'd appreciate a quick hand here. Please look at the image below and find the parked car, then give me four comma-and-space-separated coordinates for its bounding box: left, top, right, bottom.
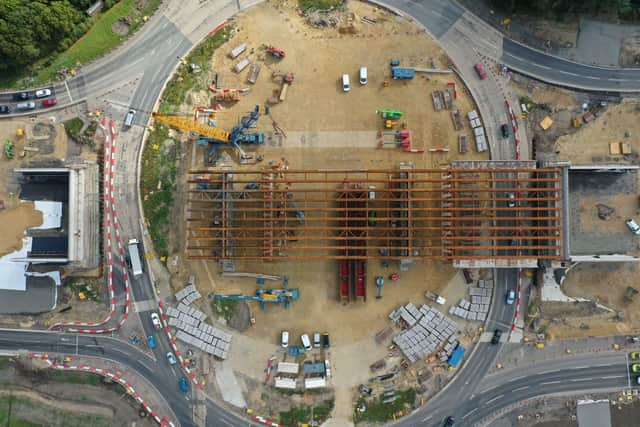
147, 335, 156, 349
301, 334, 312, 351
632, 363, 640, 373
150, 312, 162, 329
178, 376, 189, 392
473, 63, 487, 80
16, 102, 35, 110
506, 290, 516, 305
462, 269, 473, 284
281, 331, 289, 348
35, 88, 52, 98
626, 218, 640, 235
0, 105, 10, 114
359, 384, 372, 395
491, 329, 502, 345
166, 351, 177, 365
42, 98, 57, 107
324, 359, 331, 377
500, 124, 510, 138
321, 332, 330, 349
342, 74, 350, 92
13, 92, 29, 101
313, 332, 321, 348
507, 193, 516, 208
631, 352, 640, 360
359, 66, 368, 85
443, 416, 455, 427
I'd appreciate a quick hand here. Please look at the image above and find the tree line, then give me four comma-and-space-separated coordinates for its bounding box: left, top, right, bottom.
0, 0, 118, 73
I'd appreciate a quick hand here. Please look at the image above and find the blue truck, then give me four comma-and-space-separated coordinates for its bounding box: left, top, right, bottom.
391, 67, 415, 80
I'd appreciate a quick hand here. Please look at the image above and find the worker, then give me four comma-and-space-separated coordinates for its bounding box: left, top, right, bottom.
389, 273, 399, 281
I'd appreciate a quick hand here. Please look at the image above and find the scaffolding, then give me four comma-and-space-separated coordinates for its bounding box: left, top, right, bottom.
186, 162, 565, 263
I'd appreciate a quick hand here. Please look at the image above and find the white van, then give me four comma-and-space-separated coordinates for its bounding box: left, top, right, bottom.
359, 66, 368, 85
342, 74, 350, 92
301, 334, 312, 351
626, 218, 640, 235
124, 110, 135, 128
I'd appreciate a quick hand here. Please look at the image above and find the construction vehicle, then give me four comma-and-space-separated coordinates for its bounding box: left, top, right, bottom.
153, 105, 267, 164
376, 109, 403, 120
425, 291, 446, 305
391, 67, 415, 79
267, 46, 285, 59
375, 276, 384, 299
4, 140, 13, 159
211, 287, 299, 309
378, 130, 411, 148
241, 132, 264, 144
272, 71, 294, 103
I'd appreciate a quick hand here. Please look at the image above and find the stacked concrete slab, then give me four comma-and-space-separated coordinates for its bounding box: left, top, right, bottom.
175, 282, 202, 306
390, 303, 458, 364
167, 303, 232, 359
449, 278, 493, 322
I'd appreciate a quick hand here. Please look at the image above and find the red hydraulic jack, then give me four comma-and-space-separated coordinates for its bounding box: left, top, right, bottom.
377, 129, 411, 148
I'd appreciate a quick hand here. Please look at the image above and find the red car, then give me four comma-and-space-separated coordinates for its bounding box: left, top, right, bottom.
474, 63, 487, 80
42, 98, 57, 107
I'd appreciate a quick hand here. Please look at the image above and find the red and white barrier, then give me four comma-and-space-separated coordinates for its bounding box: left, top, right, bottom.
24, 352, 175, 427
252, 415, 284, 427
50, 118, 131, 333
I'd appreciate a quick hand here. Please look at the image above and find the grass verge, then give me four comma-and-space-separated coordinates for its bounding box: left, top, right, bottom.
354, 388, 416, 424
1, 0, 162, 88
210, 299, 239, 322
0, 395, 113, 427
298, 0, 344, 11
46, 371, 103, 386
279, 399, 334, 427
140, 125, 178, 260
158, 26, 234, 114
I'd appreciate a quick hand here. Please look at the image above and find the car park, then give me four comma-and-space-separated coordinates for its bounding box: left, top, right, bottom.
151, 312, 162, 329
179, 376, 189, 392
147, 335, 156, 349
500, 124, 510, 138
42, 98, 57, 107
0, 106, 10, 114
491, 329, 502, 345
626, 218, 640, 235
281, 331, 289, 348
473, 63, 487, 79
506, 290, 515, 305
16, 102, 35, 110
313, 332, 321, 348
166, 351, 177, 365
35, 88, 52, 98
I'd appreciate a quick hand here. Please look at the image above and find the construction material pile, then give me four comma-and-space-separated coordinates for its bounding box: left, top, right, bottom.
390, 303, 459, 363
449, 278, 493, 322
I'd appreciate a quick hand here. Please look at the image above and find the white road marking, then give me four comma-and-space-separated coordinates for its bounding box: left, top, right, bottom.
602, 375, 625, 379
541, 380, 561, 385
422, 415, 433, 422
608, 78, 631, 82
537, 369, 560, 375
571, 377, 593, 382
64, 80, 73, 102
584, 76, 600, 80
462, 408, 478, 419
557, 70, 580, 76
572, 366, 588, 369
512, 385, 530, 392
509, 375, 525, 382
486, 394, 504, 405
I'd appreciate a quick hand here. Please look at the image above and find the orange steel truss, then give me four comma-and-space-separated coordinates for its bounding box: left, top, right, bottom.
185, 163, 564, 261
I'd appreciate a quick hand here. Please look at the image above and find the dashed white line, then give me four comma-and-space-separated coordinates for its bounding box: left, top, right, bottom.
557, 70, 580, 76
421, 415, 433, 422
537, 369, 560, 375
571, 377, 593, 382
572, 366, 588, 370
512, 385, 530, 392
602, 375, 625, 379
486, 394, 504, 405
608, 78, 631, 82
541, 380, 561, 385
462, 408, 478, 420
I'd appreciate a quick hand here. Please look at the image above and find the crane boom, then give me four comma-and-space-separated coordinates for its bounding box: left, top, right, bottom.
152, 113, 231, 142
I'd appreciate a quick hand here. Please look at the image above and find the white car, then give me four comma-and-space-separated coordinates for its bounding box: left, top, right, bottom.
166, 352, 177, 365
507, 193, 516, 208
626, 218, 640, 235
150, 312, 162, 329
35, 89, 52, 98
342, 74, 350, 92
324, 359, 331, 377
281, 331, 289, 348
301, 333, 312, 351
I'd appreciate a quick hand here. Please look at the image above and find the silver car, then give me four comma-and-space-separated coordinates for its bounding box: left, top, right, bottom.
16, 102, 35, 110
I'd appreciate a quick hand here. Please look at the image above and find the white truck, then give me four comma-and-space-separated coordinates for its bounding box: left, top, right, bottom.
425, 291, 446, 305
127, 238, 143, 278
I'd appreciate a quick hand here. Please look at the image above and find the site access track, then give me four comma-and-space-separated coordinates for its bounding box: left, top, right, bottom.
49, 118, 132, 334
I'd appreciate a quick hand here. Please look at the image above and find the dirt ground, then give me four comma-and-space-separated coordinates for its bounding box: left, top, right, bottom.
550, 262, 640, 338
172, 0, 489, 348
0, 357, 153, 427
554, 102, 640, 164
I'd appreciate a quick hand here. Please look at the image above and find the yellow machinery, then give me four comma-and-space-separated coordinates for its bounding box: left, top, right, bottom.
151, 113, 231, 142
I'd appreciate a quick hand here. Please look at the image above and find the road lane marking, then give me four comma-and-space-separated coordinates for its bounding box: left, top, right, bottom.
602, 375, 625, 379
512, 385, 530, 392
462, 408, 478, 420
557, 70, 580, 76
486, 394, 503, 405
509, 375, 526, 382
571, 378, 593, 382
572, 366, 588, 369
64, 80, 73, 102
608, 78, 631, 82
421, 415, 433, 422
541, 380, 561, 385
626, 353, 631, 388
537, 369, 560, 375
